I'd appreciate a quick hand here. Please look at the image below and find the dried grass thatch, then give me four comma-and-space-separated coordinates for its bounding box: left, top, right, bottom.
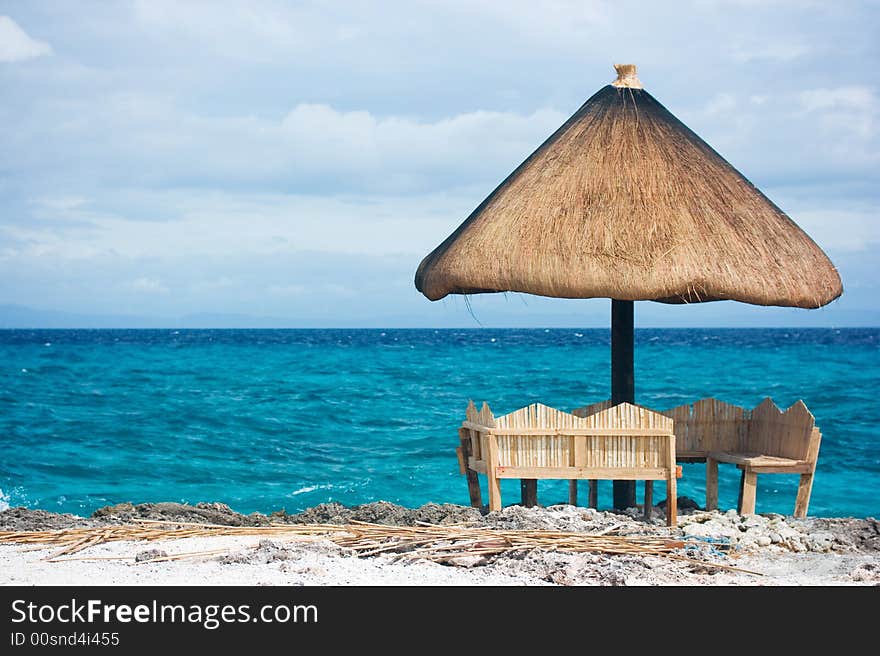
0, 519, 760, 574
415, 65, 842, 308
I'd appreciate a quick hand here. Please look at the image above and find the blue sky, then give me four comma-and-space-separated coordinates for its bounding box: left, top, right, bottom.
0, 1, 877, 327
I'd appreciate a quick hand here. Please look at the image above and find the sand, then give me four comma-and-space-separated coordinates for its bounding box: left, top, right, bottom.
1, 502, 878, 586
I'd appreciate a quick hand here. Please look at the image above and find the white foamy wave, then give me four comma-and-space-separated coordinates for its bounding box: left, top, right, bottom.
290, 483, 335, 496
0, 488, 10, 512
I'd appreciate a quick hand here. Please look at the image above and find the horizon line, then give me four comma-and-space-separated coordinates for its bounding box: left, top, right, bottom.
0, 325, 876, 331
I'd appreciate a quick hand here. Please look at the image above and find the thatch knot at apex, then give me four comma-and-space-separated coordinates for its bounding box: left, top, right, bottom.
612, 63, 642, 89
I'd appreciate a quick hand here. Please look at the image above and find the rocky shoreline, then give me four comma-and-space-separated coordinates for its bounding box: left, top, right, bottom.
1, 500, 878, 585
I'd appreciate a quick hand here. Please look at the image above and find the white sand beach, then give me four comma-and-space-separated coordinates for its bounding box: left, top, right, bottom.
1, 533, 878, 586
1, 502, 877, 586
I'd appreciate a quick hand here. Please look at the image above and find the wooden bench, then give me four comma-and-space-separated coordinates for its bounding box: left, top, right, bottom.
457, 401, 680, 526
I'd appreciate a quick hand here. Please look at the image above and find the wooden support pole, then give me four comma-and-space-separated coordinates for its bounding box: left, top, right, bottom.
458, 428, 483, 508
588, 479, 598, 508
644, 480, 653, 520
520, 479, 538, 508
568, 480, 578, 506
611, 299, 636, 510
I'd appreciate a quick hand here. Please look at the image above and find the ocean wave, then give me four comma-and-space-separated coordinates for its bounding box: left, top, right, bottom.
289, 483, 336, 496
0, 488, 10, 512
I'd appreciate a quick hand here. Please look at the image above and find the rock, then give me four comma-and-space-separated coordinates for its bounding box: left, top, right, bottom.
789, 539, 807, 553
91, 501, 270, 526
850, 562, 880, 583
681, 520, 741, 542
288, 501, 481, 527
806, 532, 835, 553
0, 507, 93, 531
768, 532, 782, 544
741, 515, 769, 530
656, 496, 702, 511
93, 502, 135, 518
756, 536, 772, 547
135, 549, 167, 562
447, 555, 489, 568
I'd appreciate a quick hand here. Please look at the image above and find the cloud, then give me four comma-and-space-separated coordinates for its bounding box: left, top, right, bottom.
784, 208, 880, 252
0, 0, 878, 326
125, 277, 169, 294
5, 90, 566, 195
0, 188, 479, 259
731, 39, 810, 62
0, 16, 52, 62
798, 86, 876, 138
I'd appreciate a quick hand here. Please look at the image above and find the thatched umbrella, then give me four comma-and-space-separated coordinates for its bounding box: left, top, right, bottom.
415, 64, 842, 509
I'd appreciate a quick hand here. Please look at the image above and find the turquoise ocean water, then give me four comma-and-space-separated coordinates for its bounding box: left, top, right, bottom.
1, 328, 878, 518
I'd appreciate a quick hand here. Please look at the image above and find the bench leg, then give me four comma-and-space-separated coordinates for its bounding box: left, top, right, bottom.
794, 472, 814, 518
666, 476, 677, 527
737, 468, 745, 510
588, 479, 598, 509
739, 470, 757, 515
459, 430, 483, 508
568, 480, 578, 506
486, 435, 502, 512
706, 458, 718, 511
644, 481, 653, 520
520, 479, 538, 508
487, 470, 502, 512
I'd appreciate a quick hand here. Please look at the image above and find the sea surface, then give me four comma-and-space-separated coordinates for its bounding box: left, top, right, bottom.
1, 328, 878, 518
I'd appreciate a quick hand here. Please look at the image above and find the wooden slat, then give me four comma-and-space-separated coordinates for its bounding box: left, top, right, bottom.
495, 466, 670, 480
744, 464, 812, 474
462, 423, 674, 436
709, 452, 805, 468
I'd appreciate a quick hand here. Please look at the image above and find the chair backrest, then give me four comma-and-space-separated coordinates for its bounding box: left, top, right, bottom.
747, 398, 816, 461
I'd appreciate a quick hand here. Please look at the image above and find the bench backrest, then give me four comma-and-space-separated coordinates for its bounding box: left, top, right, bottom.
576, 402, 675, 470
662, 398, 749, 456
466, 401, 674, 470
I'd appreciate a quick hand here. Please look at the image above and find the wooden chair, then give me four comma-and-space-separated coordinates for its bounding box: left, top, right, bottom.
457, 401, 679, 526
662, 397, 822, 517
706, 399, 822, 517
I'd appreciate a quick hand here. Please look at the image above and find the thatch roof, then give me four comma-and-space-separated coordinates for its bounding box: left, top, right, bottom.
415, 64, 842, 308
